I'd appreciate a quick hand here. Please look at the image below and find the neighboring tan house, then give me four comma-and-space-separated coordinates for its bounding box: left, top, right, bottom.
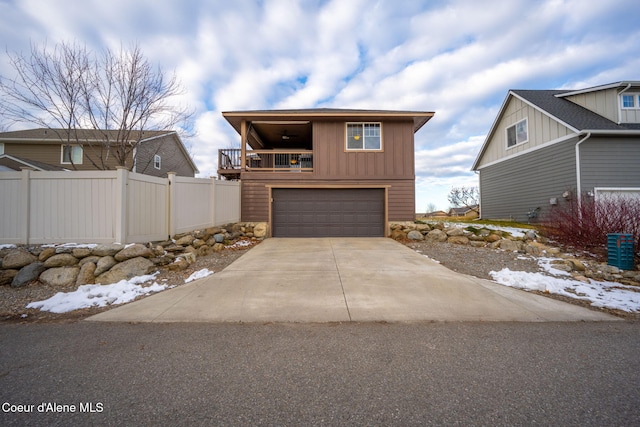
472, 81, 640, 223
448, 205, 479, 218
0, 128, 198, 177
218, 108, 434, 237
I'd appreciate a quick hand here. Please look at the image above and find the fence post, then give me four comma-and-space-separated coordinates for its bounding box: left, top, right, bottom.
19, 168, 32, 244
114, 167, 128, 243
210, 176, 217, 227
167, 172, 176, 239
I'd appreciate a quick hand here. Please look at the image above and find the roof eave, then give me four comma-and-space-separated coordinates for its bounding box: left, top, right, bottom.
556, 81, 640, 98
222, 109, 435, 134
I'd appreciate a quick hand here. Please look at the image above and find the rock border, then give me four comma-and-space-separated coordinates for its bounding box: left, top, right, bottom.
390, 221, 640, 286
0, 222, 267, 288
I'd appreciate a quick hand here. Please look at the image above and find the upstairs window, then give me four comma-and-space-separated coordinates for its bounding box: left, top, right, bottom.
61, 145, 83, 164
621, 93, 640, 109
346, 123, 382, 150
0, 142, 4, 155
154, 154, 161, 169
506, 118, 528, 148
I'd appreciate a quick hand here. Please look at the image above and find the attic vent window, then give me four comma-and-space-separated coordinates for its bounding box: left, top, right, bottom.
621, 94, 640, 109
154, 154, 161, 169
506, 118, 528, 148
346, 123, 382, 150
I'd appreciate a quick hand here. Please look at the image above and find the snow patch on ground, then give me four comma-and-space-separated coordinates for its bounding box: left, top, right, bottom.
26, 273, 166, 313
490, 257, 640, 313
42, 243, 98, 249
226, 239, 253, 249
185, 268, 214, 283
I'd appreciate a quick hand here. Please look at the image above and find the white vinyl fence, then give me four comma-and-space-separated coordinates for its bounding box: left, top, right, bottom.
0, 168, 240, 245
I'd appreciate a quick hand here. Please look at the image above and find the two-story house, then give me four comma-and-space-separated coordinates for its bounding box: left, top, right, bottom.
472, 81, 640, 222
0, 128, 198, 177
218, 108, 434, 237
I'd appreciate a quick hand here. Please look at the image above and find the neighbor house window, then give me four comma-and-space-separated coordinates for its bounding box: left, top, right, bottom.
621, 94, 640, 109
0, 143, 4, 155
346, 123, 382, 150
154, 154, 161, 169
61, 145, 83, 164
506, 118, 528, 148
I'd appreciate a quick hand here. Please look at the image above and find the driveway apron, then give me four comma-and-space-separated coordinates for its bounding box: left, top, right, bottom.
87, 238, 618, 323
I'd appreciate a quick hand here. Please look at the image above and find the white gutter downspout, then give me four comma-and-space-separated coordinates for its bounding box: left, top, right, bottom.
575, 132, 591, 205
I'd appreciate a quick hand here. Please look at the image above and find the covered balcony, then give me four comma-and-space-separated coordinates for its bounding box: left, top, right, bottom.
218, 148, 313, 179
217, 115, 313, 180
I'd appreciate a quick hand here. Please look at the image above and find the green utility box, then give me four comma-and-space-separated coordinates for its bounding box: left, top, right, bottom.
607, 234, 635, 270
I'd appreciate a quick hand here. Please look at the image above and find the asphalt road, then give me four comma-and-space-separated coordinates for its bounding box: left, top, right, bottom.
1, 321, 639, 426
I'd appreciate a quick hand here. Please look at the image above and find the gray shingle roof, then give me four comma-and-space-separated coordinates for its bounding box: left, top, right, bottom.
512, 90, 635, 131
0, 128, 171, 142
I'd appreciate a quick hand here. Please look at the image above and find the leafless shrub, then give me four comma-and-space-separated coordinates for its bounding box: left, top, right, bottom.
542, 192, 640, 260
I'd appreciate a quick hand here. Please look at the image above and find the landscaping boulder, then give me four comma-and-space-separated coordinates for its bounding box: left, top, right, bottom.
445, 227, 465, 237
175, 235, 195, 246
485, 233, 502, 243
168, 257, 189, 271
11, 262, 45, 288
92, 244, 125, 257
114, 244, 154, 262
38, 247, 57, 262
2, 249, 37, 269
426, 229, 447, 242
44, 253, 79, 268
72, 247, 92, 258
447, 236, 469, 245
94, 256, 117, 276
79, 255, 101, 266
407, 230, 424, 241
390, 229, 407, 240
39, 267, 80, 287
213, 233, 225, 243
498, 239, 520, 252
254, 223, 268, 238
0, 269, 18, 286
76, 262, 96, 286
95, 257, 155, 285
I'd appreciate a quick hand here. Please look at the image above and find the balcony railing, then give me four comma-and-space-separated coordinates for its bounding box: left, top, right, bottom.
218, 149, 313, 175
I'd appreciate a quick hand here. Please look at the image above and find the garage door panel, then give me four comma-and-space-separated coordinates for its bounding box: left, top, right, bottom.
272, 188, 385, 237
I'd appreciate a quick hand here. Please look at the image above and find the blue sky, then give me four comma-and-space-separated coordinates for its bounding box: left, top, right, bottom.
1, 0, 639, 211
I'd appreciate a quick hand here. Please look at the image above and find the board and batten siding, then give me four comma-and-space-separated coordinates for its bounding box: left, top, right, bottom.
313, 121, 415, 178
563, 88, 620, 123
476, 96, 574, 168
239, 119, 417, 223
478, 139, 577, 222
579, 137, 640, 191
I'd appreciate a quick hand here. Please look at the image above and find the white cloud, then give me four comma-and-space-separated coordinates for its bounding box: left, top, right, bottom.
2, 0, 640, 209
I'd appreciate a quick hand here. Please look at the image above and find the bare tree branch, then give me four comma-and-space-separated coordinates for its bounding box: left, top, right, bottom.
0, 40, 195, 170
447, 186, 480, 213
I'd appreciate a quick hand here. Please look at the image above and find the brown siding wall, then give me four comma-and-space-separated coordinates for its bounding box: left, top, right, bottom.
240, 119, 417, 224
241, 179, 415, 222
313, 121, 414, 178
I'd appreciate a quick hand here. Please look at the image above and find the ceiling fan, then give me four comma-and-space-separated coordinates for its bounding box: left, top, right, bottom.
281, 130, 298, 140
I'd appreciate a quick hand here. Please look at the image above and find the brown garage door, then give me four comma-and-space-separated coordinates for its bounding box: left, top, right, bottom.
272, 188, 385, 237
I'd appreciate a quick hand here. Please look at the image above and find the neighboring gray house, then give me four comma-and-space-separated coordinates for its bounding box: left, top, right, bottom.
0, 128, 198, 177
472, 81, 640, 222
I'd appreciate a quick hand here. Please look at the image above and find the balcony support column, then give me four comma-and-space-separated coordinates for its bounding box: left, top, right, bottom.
240, 120, 247, 173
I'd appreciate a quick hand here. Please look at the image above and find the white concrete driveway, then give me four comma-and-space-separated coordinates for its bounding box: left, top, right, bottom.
88, 238, 618, 323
